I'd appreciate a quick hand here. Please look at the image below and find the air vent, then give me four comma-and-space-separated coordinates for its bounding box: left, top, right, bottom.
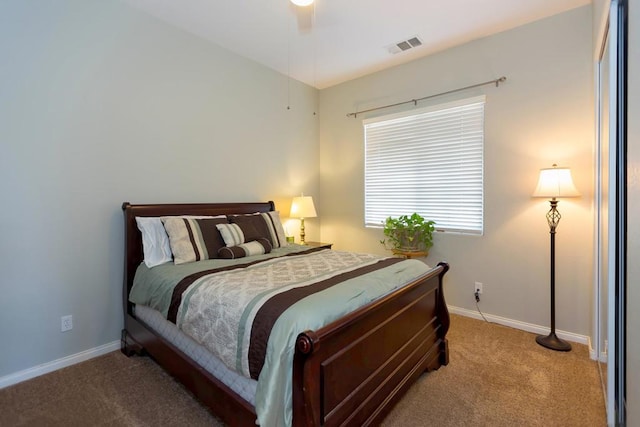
387, 35, 424, 55
397, 41, 411, 51
407, 37, 422, 47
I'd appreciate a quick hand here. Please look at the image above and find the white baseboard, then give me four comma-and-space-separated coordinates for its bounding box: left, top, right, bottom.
0, 307, 602, 389
0, 340, 120, 389
587, 342, 608, 362
448, 305, 590, 347
589, 347, 609, 363
586, 338, 608, 363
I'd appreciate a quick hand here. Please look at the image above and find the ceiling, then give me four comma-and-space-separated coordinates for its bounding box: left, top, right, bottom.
122, 0, 591, 89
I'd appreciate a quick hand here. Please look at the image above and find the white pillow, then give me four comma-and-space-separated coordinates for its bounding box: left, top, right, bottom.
136, 217, 172, 268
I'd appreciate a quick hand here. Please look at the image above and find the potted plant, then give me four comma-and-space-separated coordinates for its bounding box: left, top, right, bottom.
380, 213, 436, 254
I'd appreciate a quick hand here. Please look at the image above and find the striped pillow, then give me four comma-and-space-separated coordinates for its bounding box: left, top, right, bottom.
228, 211, 288, 248
218, 238, 272, 259
216, 223, 247, 247
260, 211, 288, 248
162, 217, 227, 264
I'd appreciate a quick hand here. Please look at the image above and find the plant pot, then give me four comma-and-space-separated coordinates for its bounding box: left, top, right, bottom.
398, 232, 422, 252
392, 248, 429, 258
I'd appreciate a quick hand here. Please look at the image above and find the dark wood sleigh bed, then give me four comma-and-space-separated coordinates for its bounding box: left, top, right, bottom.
121, 201, 450, 426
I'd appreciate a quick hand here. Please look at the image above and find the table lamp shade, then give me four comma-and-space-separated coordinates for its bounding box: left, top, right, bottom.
290, 196, 317, 219
532, 165, 580, 199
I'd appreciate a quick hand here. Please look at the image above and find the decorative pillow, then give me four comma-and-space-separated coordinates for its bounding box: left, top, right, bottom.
227, 214, 269, 243
162, 217, 227, 264
216, 223, 247, 247
260, 211, 288, 248
228, 211, 288, 248
217, 238, 272, 259
136, 217, 173, 268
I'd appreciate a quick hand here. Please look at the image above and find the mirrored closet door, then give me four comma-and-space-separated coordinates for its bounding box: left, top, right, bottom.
596, 0, 627, 425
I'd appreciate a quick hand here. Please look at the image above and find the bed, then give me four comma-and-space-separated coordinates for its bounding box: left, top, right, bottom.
121, 201, 450, 426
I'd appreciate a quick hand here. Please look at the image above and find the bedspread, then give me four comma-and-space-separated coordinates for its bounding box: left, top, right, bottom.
175, 249, 400, 379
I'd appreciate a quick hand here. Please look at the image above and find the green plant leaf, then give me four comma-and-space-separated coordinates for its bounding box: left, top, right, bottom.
380, 212, 435, 252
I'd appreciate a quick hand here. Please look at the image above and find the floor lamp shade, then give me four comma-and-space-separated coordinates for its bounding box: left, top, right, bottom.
532, 164, 579, 352
290, 196, 317, 244
532, 165, 580, 199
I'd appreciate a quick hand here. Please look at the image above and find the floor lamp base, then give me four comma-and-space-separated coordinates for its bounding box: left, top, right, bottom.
535, 332, 572, 352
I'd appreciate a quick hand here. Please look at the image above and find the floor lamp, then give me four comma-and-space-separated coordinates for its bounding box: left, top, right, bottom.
532, 164, 580, 351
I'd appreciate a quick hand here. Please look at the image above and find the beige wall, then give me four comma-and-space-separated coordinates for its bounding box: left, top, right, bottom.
318, 7, 594, 336
627, 0, 639, 424
0, 0, 319, 378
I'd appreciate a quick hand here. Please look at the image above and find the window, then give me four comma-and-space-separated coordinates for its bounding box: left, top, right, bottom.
364, 96, 485, 235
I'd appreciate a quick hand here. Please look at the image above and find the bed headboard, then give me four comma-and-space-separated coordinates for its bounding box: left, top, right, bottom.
121, 201, 276, 315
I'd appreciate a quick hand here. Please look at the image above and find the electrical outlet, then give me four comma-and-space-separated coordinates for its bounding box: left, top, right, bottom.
61, 315, 73, 332
474, 282, 483, 294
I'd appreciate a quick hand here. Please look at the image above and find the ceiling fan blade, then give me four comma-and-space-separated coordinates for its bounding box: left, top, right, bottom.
288, 2, 314, 33
296, 6, 314, 31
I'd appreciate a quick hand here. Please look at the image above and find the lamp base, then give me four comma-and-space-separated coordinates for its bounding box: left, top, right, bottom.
535, 332, 572, 352
299, 218, 306, 245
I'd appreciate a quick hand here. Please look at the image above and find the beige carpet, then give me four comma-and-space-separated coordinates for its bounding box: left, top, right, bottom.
382, 315, 606, 427
0, 315, 605, 426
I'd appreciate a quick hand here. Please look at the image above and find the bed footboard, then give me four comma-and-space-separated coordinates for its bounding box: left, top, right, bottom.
292, 262, 449, 427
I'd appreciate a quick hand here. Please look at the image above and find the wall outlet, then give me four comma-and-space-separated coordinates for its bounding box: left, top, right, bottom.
474, 282, 483, 294
61, 315, 73, 332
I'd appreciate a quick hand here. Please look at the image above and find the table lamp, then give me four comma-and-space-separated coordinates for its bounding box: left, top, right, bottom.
290, 195, 317, 245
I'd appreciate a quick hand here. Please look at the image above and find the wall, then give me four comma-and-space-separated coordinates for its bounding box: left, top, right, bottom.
0, 0, 319, 378
626, 0, 639, 424
318, 7, 594, 336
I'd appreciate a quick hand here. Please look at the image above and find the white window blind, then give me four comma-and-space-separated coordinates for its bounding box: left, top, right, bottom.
364, 96, 485, 235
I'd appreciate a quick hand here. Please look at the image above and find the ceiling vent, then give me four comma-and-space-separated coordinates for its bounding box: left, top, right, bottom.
387, 35, 423, 55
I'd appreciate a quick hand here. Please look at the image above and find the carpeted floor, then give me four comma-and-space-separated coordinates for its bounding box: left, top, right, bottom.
0, 315, 606, 426
381, 315, 606, 427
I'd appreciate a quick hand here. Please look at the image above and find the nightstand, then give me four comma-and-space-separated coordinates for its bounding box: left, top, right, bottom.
303, 241, 333, 250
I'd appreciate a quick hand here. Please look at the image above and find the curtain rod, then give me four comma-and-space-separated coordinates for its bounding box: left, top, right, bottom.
346, 76, 507, 118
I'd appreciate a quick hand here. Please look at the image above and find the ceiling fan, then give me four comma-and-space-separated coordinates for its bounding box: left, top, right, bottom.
289, 0, 315, 32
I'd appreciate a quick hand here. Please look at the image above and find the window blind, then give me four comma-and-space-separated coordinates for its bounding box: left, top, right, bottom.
364, 96, 485, 235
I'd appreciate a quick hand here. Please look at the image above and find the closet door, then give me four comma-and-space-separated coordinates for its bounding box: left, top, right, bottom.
595, 7, 610, 396
597, 1, 627, 425
601, 1, 628, 425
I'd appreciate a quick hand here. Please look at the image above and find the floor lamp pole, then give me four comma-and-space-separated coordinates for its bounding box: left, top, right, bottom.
536, 199, 572, 351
